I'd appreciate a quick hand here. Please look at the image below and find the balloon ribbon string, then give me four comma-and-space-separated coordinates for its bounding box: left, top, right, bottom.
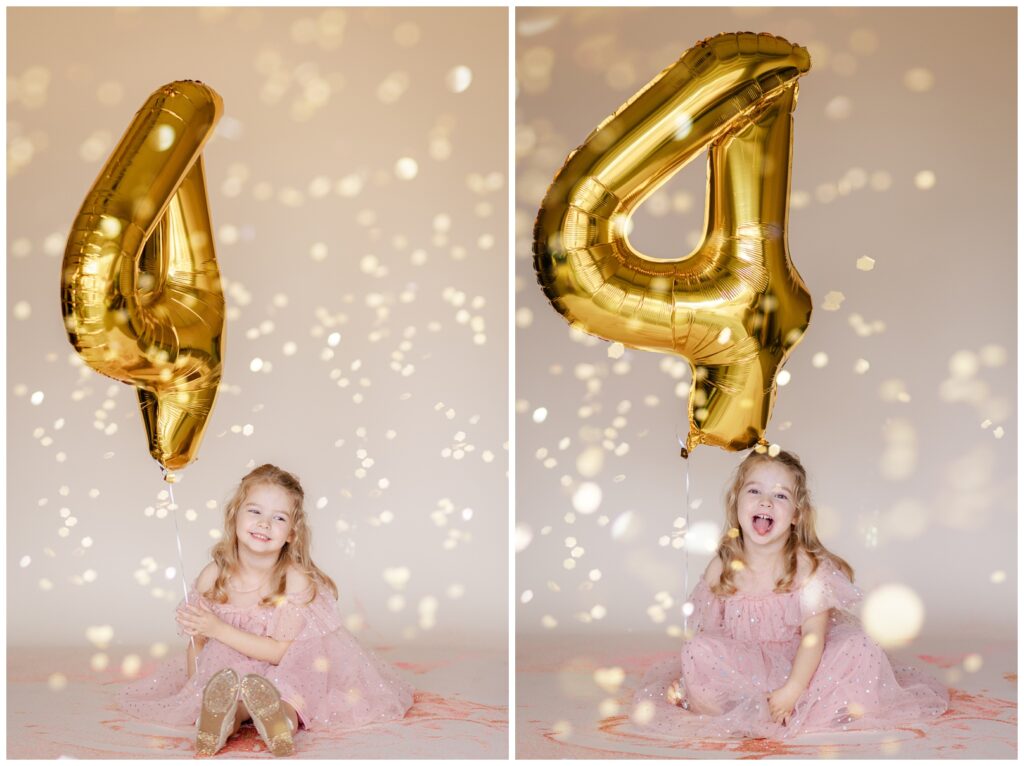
165, 474, 197, 675
683, 451, 691, 636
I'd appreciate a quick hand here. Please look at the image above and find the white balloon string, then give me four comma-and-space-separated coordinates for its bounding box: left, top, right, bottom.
685, 452, 691, 634
163, 481, 186, 602
675, 428, 692, 637
163, 469, 196, 674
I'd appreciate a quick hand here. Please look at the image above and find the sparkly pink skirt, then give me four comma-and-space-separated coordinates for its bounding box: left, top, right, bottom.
634, 623, 949, 739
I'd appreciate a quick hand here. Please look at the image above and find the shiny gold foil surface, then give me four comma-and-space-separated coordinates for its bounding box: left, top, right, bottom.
61, 81, 225, 472
534, 32, 813, 453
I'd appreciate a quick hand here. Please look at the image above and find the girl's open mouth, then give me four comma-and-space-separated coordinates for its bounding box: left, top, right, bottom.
250, 532, 270, 542
752, 514, 774, 535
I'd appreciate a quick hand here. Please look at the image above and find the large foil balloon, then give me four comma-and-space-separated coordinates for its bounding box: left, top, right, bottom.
61, 81, 225, 472
534, 32, 813, 453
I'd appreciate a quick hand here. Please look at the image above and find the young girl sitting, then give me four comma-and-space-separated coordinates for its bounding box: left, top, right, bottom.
117, 464, 414, 756
635, 449, 949, 739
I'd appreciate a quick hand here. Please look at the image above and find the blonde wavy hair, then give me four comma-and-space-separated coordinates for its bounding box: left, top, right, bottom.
204, 464, 338, 606
711, 450, 853, 597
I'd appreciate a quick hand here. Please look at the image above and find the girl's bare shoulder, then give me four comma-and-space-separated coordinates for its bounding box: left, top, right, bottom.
195, 561, 220, 591
285, 566, 313, 595
703, 557, 724, 586
794, 551, 817, 587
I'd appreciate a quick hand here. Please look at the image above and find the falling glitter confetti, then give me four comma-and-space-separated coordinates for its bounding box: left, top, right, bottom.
822, 291, 845, 311
862, 584, 924, 648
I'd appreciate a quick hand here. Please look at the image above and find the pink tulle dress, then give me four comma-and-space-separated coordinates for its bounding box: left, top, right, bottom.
116, 581, 414, 730
634, 561, 949, 739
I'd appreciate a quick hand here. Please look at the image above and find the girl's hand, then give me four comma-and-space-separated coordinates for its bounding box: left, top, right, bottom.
176, 602, 225, 641
767, 683, 801, 726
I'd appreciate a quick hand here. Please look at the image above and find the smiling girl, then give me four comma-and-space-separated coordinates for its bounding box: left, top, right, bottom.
634, 450, 948, 739
116, 464, 413, 756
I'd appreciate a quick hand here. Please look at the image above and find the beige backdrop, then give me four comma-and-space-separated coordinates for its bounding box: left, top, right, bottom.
8, 7, 508, 650
515, 7, 1016, 642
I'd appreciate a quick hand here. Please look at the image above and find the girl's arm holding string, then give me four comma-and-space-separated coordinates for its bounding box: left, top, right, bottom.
177, 566, 309, 667
179, 562, 216, 678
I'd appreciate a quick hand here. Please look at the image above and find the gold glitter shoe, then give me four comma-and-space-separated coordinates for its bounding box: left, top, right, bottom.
196, 667, 240, 757
240, 674, 295, 757
667, 679, 690, 710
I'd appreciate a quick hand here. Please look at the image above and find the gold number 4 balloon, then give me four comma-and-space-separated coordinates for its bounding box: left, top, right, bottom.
61, 81, 225, 473
534, 32, 813, 454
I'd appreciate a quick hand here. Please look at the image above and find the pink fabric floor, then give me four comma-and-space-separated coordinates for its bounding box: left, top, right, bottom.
516, 632, 1016, 759
8, 643, 507, 759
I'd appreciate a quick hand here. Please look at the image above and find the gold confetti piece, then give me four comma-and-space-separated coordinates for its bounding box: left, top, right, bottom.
822, 291, 845, 311
948, 349, 979, 378
631, 700, 655, 725
849, 28, 879, 54
394, 157, 418, 180
856, 255, 876, 271
863, 584, 924, 648
824, 95, 852, 120
446, 584, 465, 599
382, 567, 411, 590
990, 570, 1006, 583
854, 358, 871, 374
386, 594, 405, 612
571, 482, 602, 515
48, 673, 67, 691
550, 719, 572, 740
903, 67, 934, 92
978, 344, 1006, 366
85, 625, 114, 648
914, 170, 936, 190
445, 64, 474, 94
881, 737, 901, 755
121, 654, 141, 677
593, 666, 625, 693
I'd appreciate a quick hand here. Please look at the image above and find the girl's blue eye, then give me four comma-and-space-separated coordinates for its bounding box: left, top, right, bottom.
748, 488, 759, 494
247, 508, 259, 514
274, 516, 286, 522
775, 494, 787, 500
